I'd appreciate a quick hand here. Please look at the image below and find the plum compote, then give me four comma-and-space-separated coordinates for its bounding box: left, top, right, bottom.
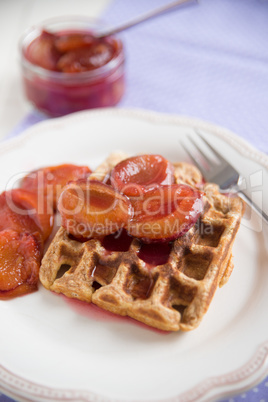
20, 18, 125, 116
59, 155, 204, 247
27, 30, 117, 73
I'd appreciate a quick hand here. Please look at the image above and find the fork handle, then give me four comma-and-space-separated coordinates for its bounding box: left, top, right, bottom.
238, 190, 268, 224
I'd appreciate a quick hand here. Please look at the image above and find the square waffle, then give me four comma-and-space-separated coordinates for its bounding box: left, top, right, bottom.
39, 153, 244, 331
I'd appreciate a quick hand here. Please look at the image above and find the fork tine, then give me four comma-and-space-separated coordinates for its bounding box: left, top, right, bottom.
187, 136, 215, 169
196, 131, 228, 165
180, 141, 208, 175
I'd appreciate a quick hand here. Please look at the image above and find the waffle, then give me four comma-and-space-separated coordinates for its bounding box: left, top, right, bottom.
39, 154, 244, 331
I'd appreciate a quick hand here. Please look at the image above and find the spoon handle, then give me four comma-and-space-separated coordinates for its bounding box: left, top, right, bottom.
96, 0, 198, 38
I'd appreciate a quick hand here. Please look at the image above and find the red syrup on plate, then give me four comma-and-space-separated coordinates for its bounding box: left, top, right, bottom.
60, 294, 169, 334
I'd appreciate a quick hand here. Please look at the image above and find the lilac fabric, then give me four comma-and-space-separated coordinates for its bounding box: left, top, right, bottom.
1, 0, 268, 401
103, 0, 268, 154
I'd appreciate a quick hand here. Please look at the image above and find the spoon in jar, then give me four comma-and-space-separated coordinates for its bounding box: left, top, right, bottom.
94, 0, 198, 38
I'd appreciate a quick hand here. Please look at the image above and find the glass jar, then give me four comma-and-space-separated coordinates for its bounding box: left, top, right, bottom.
20, 17, 125, 117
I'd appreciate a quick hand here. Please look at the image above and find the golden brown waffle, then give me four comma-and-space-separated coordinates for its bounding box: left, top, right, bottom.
39, 154, 244, 331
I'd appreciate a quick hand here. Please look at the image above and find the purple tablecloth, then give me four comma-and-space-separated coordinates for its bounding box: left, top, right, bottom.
2, 0, 268, 401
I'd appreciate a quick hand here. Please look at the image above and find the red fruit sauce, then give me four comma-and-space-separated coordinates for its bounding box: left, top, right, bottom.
21, 24, 125, 116
61, 295, 170, 334
138, 241, 172, 266
101, 229, 133, 252
102, 229, 171, 266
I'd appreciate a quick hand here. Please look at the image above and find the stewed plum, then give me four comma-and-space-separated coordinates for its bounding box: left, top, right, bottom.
54, 33, 95, 53
58, 179, 133, 238
0, 191, 43, 243
0, 229, 42, 298
57, 41, 116, 73
7, 189, 54, 241
111, 154, 175, 197
128, 184, 204, 242
26, 30, 60, 71
21, 163, 91, 210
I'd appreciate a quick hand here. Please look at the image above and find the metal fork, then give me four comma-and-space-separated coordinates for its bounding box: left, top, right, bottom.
181, 132, 268, 224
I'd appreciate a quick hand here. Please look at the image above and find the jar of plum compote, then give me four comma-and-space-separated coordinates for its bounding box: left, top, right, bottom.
20, 17, 125, 117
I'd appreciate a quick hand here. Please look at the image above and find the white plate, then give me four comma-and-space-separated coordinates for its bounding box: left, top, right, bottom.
0, 108, 268, 402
